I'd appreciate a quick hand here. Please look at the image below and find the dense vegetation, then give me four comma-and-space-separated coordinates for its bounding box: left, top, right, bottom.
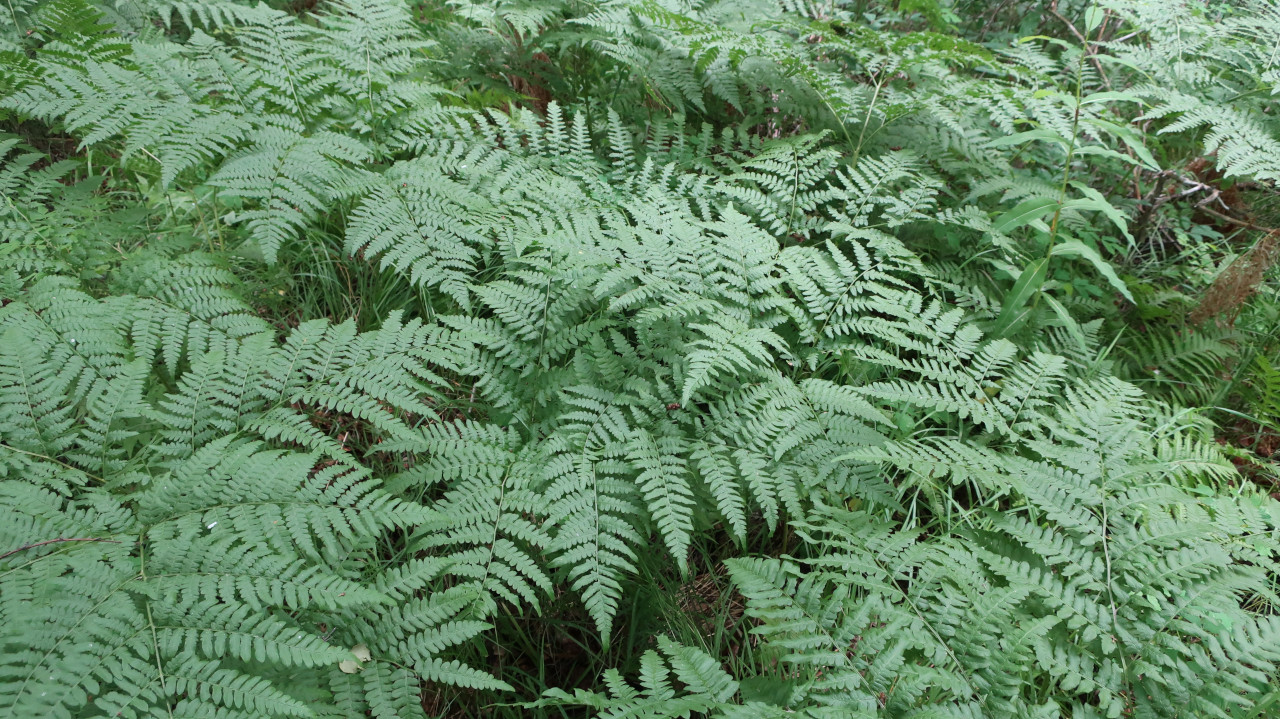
2, 0, 1279, 717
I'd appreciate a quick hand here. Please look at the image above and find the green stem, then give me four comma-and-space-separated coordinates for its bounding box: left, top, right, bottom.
1031, 2, 1097, 311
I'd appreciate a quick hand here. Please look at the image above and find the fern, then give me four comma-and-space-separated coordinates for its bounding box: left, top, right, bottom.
209, 127, 369, 263
383, 421, 555, 616
1252, 355, 1280, 432
4, 1, 1280, 717
565, 379, 1276, 718
0, 283, 501, 716
1119, 325, 1239, 408
530, 635, 735, 718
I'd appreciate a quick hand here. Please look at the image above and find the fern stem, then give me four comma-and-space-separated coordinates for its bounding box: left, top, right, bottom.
850, 72, 885, 167
1097, 469, 1128, 688
0, 537, 121, 562
139, 541, 176, 719
785, 143, 801, 238
0, 442, 106, 483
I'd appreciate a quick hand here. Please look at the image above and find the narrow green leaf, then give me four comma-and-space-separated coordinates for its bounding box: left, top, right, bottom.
1051, 238, 1134, 302
992, 198, 1059, 235
1041, 293, 1089, 352
992, 257, 1049, 337
1080, 91, 1143, 106
1066, 182, 1133, 243
1084, 117, 1161, 170
986, 129, 1071, 151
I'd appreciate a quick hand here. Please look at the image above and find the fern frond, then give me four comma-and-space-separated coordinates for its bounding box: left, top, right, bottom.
209, 128, 369, 263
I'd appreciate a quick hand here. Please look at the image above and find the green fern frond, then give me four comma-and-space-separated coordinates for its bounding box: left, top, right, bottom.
1251, 355, 1280, 431
209, 128, 369, 263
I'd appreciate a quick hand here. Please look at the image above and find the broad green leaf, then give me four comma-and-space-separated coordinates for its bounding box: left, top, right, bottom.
1084, 7, 1105, 34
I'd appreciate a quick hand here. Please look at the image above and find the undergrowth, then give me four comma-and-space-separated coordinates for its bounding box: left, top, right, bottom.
2, 1, 1279, 718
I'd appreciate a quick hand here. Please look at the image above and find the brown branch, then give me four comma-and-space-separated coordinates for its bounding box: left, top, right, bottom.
0, 537, 122, 561
1195, 205, 1279, 236
1131, 173, 1169, 244
1141, 171, 1271, 229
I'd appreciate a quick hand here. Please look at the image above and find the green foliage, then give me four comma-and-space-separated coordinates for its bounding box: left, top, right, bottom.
2, 0, 1279, 717
1252, 355, 1280, 432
